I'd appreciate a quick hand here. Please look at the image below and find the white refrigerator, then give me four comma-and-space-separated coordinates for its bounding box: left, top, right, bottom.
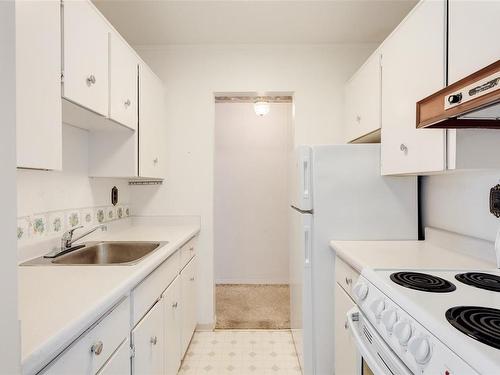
289, 144, 418, 375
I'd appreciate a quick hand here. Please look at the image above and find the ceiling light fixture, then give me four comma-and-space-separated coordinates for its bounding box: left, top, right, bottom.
254, 99, 270, 117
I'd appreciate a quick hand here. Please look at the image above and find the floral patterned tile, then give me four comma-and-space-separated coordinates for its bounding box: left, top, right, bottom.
116, 206, 124, 219
80, 208, 94, 227
17, 217, 31, 241
95, 207, 106, 224
48, 212, 65, 236
106, 206, 116, 222
31, 215, 48, 239
66, 210, 81, 229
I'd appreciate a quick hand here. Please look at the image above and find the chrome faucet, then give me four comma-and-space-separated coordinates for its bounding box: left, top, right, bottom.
60, 224, 107, 250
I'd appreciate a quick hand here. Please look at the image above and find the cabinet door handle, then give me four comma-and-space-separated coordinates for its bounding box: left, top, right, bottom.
400, 143, 408, 154
91, 341, 103, 355
172, 302, 178, 309
124, 99, 131, 107
344, 320, 349, 330
150, 336, 158, 345
189, 247, 194, 251
153, 157, 159, 165
86, 74, 96, 86
345, 277, 352, 286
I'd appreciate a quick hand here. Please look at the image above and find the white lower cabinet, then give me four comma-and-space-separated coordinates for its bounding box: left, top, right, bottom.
96, 338, 131, 375
180, 257, 198, 355
163, 276, 182, 375
334, 284, 358, 375
132, 300, 165, 375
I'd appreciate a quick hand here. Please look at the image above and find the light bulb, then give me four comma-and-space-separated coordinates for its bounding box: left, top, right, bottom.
254, 101, 270, 117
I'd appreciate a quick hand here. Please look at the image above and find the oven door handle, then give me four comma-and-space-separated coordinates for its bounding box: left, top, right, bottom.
347, 307, 411, 375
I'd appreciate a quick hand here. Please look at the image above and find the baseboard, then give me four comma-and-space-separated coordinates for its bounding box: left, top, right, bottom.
215, 278, 289, 285
196, 322, 215, 331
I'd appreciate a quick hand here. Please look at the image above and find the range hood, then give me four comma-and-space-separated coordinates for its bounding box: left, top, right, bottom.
417, 60, 500, 129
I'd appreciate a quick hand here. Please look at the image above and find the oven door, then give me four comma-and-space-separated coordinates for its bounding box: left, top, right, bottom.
347, 307, 412, 375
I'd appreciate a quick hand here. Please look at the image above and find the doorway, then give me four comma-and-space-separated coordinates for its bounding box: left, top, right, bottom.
214, 93, 294, 329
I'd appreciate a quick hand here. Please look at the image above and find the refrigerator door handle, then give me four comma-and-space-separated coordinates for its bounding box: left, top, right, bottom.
303, 159, 310, 200
304, 225, 311, 267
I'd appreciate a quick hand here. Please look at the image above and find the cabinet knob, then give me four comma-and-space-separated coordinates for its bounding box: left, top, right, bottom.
86, 74, 96, 86
190, 277, 195, 281
91, 341, 103, 355
356, 115, 361, 124
400, 143, 408, 154
345, 277, 352, 286
150, 336, 158, 345
124, 99, 131, 107
153, 157, 159, 165
172, 302, 178, 309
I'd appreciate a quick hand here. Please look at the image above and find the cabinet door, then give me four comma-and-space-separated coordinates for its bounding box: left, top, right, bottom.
110, 32, 138, 130
448, 0, 500, 83
163, 276, 182, 375
139, 64, 166, 178
345, 51, 381, 143
63, 0, 109, 116
97, 338, 131, 375
334, 284, 358, 375
380, 0, 446, 175
132, 299, 165, 375
16, 0, 62, 170
180, 257, 197, 356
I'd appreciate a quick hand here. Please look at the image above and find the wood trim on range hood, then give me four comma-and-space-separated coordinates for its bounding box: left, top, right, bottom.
417, 60, 500, 129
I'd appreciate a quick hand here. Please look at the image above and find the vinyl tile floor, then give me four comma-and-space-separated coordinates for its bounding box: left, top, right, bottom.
178, 330, 302, 375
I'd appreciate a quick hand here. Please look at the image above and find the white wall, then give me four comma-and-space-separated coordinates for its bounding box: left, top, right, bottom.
0, 1, 20, 371
130, 43, 375, 325
214, 102, 292, 284
17, 125, 130, 217
422, 171, 500, 242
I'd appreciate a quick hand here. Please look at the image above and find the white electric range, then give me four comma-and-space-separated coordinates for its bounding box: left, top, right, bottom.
348, 268, 500, 375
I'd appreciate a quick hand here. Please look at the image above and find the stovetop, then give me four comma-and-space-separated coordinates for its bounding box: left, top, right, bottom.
363, 268, 500, 374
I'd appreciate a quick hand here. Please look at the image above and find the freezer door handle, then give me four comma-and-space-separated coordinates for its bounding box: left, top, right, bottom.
304, 225, 311, 267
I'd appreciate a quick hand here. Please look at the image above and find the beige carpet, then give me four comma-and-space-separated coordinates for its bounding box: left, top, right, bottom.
215, 284, 290, 329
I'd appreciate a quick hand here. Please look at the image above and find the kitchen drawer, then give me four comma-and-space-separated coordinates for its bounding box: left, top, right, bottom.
42, 297, 129, 375
335, 256, 360, 299
180, 237, 196, 269
133, 251, 180, 324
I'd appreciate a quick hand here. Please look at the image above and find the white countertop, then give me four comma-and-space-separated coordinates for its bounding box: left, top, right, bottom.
19, 218, 200, 374
330, 229, 495, 272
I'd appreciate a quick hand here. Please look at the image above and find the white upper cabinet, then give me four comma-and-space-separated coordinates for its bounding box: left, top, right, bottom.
139, 64, 167, 179
62, 0, 109, 116
380, 0, 446, 175
16, 0, 62, 170
448, 0, 500, 84
344, 51, 381, 143
109, 33, 139, 130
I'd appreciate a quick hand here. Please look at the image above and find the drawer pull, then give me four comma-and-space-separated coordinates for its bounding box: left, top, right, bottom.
150, 336, 158, 345
91, 341, 103, 356
189, 247, 194, 251
172, 302, 178, 309
124, 99, 131, 107
190, 277, 195, 281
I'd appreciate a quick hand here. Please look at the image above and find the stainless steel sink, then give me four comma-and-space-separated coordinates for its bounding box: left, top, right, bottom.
21, 241, 167, 266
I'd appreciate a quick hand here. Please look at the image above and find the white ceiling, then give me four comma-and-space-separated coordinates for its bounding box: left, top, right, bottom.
93, 0, 418, 45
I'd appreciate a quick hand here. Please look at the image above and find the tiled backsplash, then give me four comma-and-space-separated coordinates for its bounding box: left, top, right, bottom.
17, 204, 130, 242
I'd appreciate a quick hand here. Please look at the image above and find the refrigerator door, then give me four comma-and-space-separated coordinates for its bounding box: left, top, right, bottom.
290, 146, 313, 211
289, 207, 313, 375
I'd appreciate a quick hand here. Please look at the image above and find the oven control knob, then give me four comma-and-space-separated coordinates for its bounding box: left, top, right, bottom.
353, 281, 369, 301
381, 309, 398, 332
408, 336, 431, 364
369, 298, 385, 319
447, 93, 462, 104
394, 321, 412, 345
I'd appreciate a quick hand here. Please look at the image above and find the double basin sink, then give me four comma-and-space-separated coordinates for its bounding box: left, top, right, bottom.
21, 241, 168, 266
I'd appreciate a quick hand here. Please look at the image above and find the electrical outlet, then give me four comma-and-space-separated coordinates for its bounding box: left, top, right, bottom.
490, 184, 500, 218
